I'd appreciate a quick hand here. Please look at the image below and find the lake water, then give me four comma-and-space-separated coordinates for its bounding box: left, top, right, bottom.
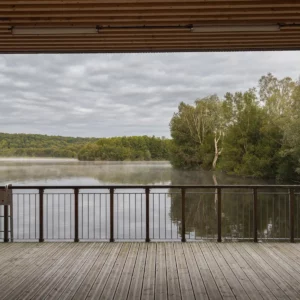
0, 159, 296, 242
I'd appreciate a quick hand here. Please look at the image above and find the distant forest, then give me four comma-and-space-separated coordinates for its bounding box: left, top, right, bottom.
0, 133, 171, 161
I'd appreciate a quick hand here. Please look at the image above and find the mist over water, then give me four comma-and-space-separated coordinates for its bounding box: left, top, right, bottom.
0, 159, 289, 242
0, 158, 271, 186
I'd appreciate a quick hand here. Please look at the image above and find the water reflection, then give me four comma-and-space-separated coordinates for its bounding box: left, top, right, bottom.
0, 159, 297, 241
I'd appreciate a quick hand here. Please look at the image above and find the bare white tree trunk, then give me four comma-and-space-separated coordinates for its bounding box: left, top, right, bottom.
212, 131, 223, 170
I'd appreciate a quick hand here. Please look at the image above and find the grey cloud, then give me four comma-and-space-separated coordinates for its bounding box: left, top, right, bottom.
0, 52, 300, 138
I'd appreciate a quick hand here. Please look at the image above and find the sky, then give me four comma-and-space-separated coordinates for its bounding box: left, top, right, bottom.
0, 51, 300, 138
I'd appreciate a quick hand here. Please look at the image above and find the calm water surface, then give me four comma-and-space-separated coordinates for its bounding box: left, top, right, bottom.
0, 159, 295, 241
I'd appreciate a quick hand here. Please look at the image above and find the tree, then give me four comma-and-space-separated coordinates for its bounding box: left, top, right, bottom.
169, 95, 224, 170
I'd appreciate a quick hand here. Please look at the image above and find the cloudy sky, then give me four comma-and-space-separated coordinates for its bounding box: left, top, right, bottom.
0, 51, 299, 138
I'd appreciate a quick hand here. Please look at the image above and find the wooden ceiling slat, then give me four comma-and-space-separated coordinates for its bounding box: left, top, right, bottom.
3, 37, 300, 42
2, 15, 300, 21
1, 0, 300, 53
2, 43, 300, 49
2, 40, 300, 46
2, 2, 300, 11
3, 8, 300, 17
0, 0, 283, 4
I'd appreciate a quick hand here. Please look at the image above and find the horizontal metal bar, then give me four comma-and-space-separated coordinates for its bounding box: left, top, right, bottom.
2, 185, 300, 190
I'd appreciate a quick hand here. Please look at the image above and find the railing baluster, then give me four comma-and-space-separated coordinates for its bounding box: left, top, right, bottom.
289, 188, 295, 243
74, 188, 79, 242
4, 205, 9, 242
217, 187, 222, 242
145, 187, 150, 242
39, 188, 44, 242
110, 188, 115, 242
253, 188, 258, 243
181, 188, 186, 242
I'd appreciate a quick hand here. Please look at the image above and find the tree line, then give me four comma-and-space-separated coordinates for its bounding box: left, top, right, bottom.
0, 133, 170, 161
170, 73, 300, 181
78, 136, 170, 161
0, 133, 97, 158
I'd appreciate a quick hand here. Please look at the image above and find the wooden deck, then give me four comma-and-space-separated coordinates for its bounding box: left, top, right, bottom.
1, 243, 300, 299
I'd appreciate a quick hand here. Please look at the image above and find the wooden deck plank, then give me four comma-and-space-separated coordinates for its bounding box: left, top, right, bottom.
182, 243, 208, 300
238, 243, 299, 299
30, 243, 94, 300
44, 243, 101, 299
53, 244, 106, 300
190, 243, 222, 300
174, 243, 195, 300
232, 243, 293, 299
114, 243, 139, 300
279, 243, 300, 261
199, 243, 236, 299
217, 243, 268, 300
260, 243, 300, 275
141, 243, 156, 300
127, 243, 147, 300
246, 243, 300, 293
0, 243, 65, 299
208, 243, 250, 300
15, 243, 79, 300
72, 243, 113, 300
0, 243, 41, 278
155, 243, 167, 300
85, 243, 122, 300
165, 243, 181, 300
100, 243, 132, 299
1, 242, 300, 300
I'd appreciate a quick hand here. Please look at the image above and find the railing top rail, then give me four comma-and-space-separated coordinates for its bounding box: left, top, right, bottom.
1, 184, 300, 190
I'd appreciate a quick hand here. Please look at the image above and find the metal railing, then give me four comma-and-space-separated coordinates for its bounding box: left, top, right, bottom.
0, 185, 299, 242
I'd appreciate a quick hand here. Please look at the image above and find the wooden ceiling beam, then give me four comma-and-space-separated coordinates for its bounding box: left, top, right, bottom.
2, 40, 300, 46
2, 44, 300, 51
2, 2, 300, 11
2, 35, 300, 41
2, 15, 300, 21
1, 40, 300, 46
3, 8, 300, 17
1, 18, 300, 26
0, 0, 287, 4
1, 0, 300, 52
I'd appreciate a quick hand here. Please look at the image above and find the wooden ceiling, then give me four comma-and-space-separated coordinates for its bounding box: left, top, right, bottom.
1, 0, 300, 53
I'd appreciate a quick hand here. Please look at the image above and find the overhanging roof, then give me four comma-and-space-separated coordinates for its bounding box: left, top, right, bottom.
1, 0, 300, 53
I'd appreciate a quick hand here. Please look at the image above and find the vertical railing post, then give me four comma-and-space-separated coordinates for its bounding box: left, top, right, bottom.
289, 188, 295, 243
74, 188, 79, 242
39, 188, 44, 242
181, 188, 186, 242
110, 188, 115, 242
4, 205, 9, 242
217, 187, 222, 242
145, 187, 150, 242
253, 188, 258, 243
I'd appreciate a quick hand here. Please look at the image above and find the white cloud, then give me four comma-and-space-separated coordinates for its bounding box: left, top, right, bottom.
0, 51, 299, 138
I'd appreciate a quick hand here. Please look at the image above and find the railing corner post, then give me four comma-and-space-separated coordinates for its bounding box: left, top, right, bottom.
110, 188, 115, 242
253, 188, 258, 243
39, 188, 45, 242
217, 187, 222, 243
74, 188, 79, 242
181, 188, 186, 242
289, 188, 295, 243
145, 187, 150, 242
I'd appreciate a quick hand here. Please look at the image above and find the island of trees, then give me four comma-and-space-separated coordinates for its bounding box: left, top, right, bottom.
1, 73, 299, 181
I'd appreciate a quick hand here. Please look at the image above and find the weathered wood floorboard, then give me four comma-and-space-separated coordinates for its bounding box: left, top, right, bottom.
0, 242, 299, 300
